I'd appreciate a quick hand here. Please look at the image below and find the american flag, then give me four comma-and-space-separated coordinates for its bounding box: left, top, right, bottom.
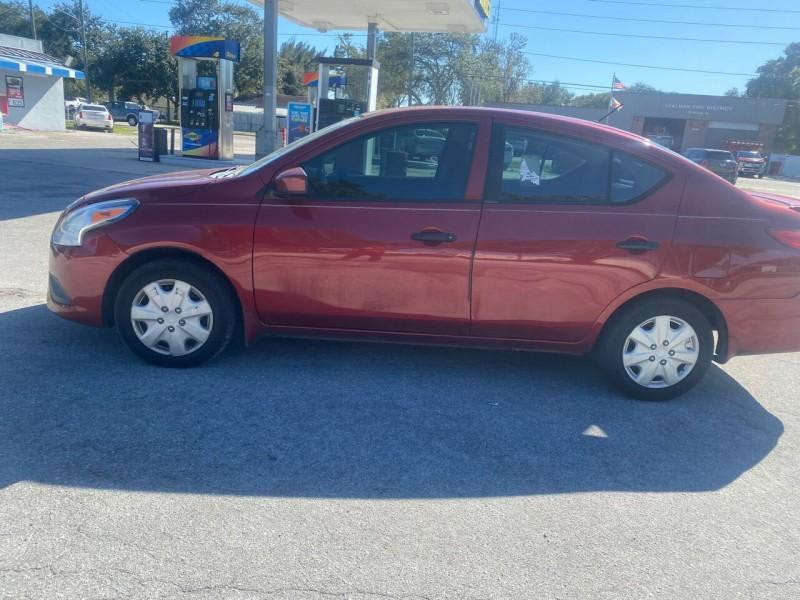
612, 76, 625, 90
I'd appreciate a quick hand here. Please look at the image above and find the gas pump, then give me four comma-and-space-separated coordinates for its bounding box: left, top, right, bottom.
169, 36, 240, 160
311, 57, 379, 132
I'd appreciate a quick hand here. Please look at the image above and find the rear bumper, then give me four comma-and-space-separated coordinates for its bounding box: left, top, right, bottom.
77, 120, 113, 130
718, 295, 800, 359
47, 233, 126, 327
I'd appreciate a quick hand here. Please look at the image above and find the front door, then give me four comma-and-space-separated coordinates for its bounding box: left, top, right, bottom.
471, 121, 683, 343
253, 118, 486, 335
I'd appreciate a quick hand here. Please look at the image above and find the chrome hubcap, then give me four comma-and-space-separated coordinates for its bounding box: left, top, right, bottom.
622, 315, 699, 388
130, 279, 213, 356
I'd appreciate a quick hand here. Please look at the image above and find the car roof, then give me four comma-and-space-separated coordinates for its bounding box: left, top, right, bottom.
360, 106, 689, 167
366, 106, 645, 140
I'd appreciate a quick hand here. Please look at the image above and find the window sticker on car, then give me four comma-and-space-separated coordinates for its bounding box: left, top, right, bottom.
519, 159, 540, 186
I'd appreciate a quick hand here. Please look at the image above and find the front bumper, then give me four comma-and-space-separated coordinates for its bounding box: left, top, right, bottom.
738, 163, 764, 175
47, 233, 127, 327
718, 294, 800, 359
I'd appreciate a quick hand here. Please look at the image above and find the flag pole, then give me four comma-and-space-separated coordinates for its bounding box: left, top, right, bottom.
597, 103, 623, 123
601, 72, 616, 123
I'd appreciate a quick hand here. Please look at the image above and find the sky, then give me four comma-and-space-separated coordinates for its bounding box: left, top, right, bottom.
37, 0, 800, 97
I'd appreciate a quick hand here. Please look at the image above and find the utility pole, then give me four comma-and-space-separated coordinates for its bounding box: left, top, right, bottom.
407, 32, 414, 107
28, 0, 36, 39
256, 0, 278, 158
78, 0, 92, 101
492, 0, 500, 42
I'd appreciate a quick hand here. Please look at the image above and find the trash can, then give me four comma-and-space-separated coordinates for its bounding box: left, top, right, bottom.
155, 127, 168, 157
768, 161, 782, 176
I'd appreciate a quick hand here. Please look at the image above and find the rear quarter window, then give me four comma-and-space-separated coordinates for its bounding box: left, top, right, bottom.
706, 151, 734, 161
610, 152, 668, 203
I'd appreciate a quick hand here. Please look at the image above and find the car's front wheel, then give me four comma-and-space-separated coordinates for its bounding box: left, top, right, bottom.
598, 298, 714, 401
127, 115, 138, 126
114, 260, 236, 367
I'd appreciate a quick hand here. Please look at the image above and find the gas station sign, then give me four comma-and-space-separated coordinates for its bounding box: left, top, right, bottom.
287, 102, 313, 144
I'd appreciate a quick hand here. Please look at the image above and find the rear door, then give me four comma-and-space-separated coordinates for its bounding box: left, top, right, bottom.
471, 121, 683, 343
253, 116, 489, 335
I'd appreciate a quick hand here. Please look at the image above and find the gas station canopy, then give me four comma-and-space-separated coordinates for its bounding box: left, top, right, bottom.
247, 0, 489, 33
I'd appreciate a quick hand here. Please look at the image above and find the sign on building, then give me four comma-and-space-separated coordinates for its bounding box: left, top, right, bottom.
5, 76, 24, 107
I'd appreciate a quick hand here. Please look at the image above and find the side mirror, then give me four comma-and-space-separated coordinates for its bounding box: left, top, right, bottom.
274, 167, 308, 197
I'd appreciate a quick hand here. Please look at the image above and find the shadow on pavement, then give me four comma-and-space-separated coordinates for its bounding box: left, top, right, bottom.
0, 304, 783, 498
0, 148, 184, 221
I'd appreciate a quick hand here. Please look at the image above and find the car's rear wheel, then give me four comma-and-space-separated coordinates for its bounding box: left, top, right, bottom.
114, 260, 236, 367
127, 115, 138, 126
598, 298, 713, 401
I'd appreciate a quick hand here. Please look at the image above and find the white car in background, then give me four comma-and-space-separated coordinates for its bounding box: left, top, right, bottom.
74, 103, 114, 132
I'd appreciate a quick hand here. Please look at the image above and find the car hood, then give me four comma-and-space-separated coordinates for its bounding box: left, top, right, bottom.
73, 168, 221, 209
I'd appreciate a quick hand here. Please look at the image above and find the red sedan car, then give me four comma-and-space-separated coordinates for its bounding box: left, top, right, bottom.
48, 107, 800, 400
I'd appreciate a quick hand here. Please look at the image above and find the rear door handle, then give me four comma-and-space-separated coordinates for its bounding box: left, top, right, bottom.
616, 238, 660, 252
410, 230, 457, 244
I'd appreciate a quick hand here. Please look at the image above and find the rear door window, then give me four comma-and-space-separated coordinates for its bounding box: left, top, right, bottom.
488, 125, 667, 204
491, 126, 610, 203
706, 150, 734, 161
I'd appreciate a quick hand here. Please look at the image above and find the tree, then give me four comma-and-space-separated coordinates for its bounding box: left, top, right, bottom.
459, 33, 530, 105
572, 92, 610, 108
277, 39, 318, 96
0, 1, 46, 39
746, 42, 800, 153
626, 82, 660, 94
404, 33, 477, 105
93, 27, 176, 104
724, 87, 741, 97
375, 32, 416, 107
169, 0, 264, 98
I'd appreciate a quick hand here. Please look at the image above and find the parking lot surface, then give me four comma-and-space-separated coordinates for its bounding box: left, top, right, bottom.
1, 131, 799, 599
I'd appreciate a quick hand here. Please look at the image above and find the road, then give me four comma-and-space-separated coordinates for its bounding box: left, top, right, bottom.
737, 175, 800, 199
1, 130, 799, 599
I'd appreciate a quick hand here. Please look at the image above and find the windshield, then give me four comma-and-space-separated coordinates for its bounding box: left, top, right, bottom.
237, 116, 362, 178
81, 104, 106, 112
737, 151, 762, 158
706, 151, 734, 161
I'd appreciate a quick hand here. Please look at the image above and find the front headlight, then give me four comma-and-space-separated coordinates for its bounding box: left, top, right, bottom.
51, 198, 139, 247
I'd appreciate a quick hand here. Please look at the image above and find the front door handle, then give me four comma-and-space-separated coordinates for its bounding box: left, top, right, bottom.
410, 230, 457, 244
616, 238, 660, 252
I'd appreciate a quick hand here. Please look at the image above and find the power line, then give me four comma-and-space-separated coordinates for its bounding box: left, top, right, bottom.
108, 19, 171, 29
500, 22, 790, 45
501, 7, 800, 31
580, 0, 800, 13
523, 51, 757, 77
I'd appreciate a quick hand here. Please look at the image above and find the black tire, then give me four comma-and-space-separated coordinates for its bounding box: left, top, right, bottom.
127, 115, 137, 126
114, 259, 237, 367
597, 298, 714, 401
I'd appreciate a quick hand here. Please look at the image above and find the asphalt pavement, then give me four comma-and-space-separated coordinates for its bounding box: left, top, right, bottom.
1, 130, 799, 599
